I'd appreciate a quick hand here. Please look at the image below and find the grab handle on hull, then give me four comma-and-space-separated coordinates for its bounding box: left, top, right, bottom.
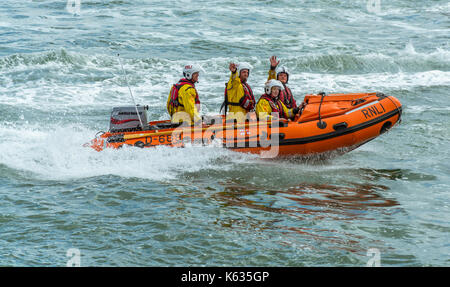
333, 122, 348, 131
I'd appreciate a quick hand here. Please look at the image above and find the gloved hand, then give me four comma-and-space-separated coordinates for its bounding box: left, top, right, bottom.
270, 56, 280, 70
229, 63, 237, 73
293, 102, 306, 115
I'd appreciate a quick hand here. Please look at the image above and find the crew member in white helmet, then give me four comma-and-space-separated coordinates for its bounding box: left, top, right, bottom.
167, 64, 202, 125
256, 79, 301, 121
268, 56, 305, 110
221, 62, 256, 122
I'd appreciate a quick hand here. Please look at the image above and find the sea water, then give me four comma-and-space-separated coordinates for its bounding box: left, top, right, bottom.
0, 0, 449, 266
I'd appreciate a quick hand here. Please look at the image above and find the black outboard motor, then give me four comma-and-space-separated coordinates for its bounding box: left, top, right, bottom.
109, 106, 149, 133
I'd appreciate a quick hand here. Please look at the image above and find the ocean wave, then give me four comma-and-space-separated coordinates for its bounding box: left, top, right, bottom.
294, 70, 450, 94
425, 2, 450, 15
283, 43, 450, 74
1, 43, 448, 76
0, 47, 449, 110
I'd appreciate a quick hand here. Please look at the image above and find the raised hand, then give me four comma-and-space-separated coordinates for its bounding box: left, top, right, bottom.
229, 62, 237, 73
270, 56, 280, 69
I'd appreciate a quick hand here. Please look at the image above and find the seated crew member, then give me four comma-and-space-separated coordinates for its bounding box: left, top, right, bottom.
256, 79, 301, 121
167, 64, 202, 125
221, 62, 256, 122
267, 56, 305, 110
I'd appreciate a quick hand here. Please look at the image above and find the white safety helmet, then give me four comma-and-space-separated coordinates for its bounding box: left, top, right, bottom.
276, 66, 289, 83
265, 79, 283, 95
183, 64, 202, 80
237, 62, 252, 76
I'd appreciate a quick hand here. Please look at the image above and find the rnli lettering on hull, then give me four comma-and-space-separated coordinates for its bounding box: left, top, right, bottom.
361, 103, 386, 119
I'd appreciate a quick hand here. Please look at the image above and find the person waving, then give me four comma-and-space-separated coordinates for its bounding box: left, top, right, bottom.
267, 56, 302, 110
256, 79, 301, 121
221, 62, 256, 122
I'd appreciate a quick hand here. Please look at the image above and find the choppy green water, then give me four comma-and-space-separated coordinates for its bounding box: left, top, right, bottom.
0, 0, 449, 266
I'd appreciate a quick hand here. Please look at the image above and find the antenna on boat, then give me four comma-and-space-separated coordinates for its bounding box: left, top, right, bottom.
117, 53, 145, 129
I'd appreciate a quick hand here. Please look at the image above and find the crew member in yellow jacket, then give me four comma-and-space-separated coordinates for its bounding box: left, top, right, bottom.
167, 64, 202, 125
221, 62, 256, 122
267, 56, 307, 112
256, 80, 301, 121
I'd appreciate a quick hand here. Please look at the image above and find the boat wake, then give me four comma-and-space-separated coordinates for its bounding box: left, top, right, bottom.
0, 122, 254, 181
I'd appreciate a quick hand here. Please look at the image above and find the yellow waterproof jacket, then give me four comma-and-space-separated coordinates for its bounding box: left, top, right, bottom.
225, 71, 254, 122
167, 81, 201, 125
256, 94, 294, 121
267, 68, 277, 81
268, 68, 297, 109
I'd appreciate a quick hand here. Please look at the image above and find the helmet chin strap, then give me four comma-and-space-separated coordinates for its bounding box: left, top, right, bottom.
186, 72, 199, 83
270, 92, 279, 100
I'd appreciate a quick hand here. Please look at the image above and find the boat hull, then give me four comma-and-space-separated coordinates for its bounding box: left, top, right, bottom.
88, 92, 402, 158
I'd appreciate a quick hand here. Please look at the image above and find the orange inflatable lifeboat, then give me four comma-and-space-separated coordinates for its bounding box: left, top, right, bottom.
87, 92, 402, 158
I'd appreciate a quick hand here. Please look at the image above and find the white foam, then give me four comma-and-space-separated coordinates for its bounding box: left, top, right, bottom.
295, 70, 450, 94
406, 105, 450, 114
401, 43, 450, 63
425, 2, 450, 13
1, 48, 449, 112
0, 123, 252, 181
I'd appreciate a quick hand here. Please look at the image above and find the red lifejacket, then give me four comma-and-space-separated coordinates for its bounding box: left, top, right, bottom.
221, 81, 255, 114
240, 82, 255, 111
279, 84, 296, 109
169, 78, 199, 108
259, 94, 288, 119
